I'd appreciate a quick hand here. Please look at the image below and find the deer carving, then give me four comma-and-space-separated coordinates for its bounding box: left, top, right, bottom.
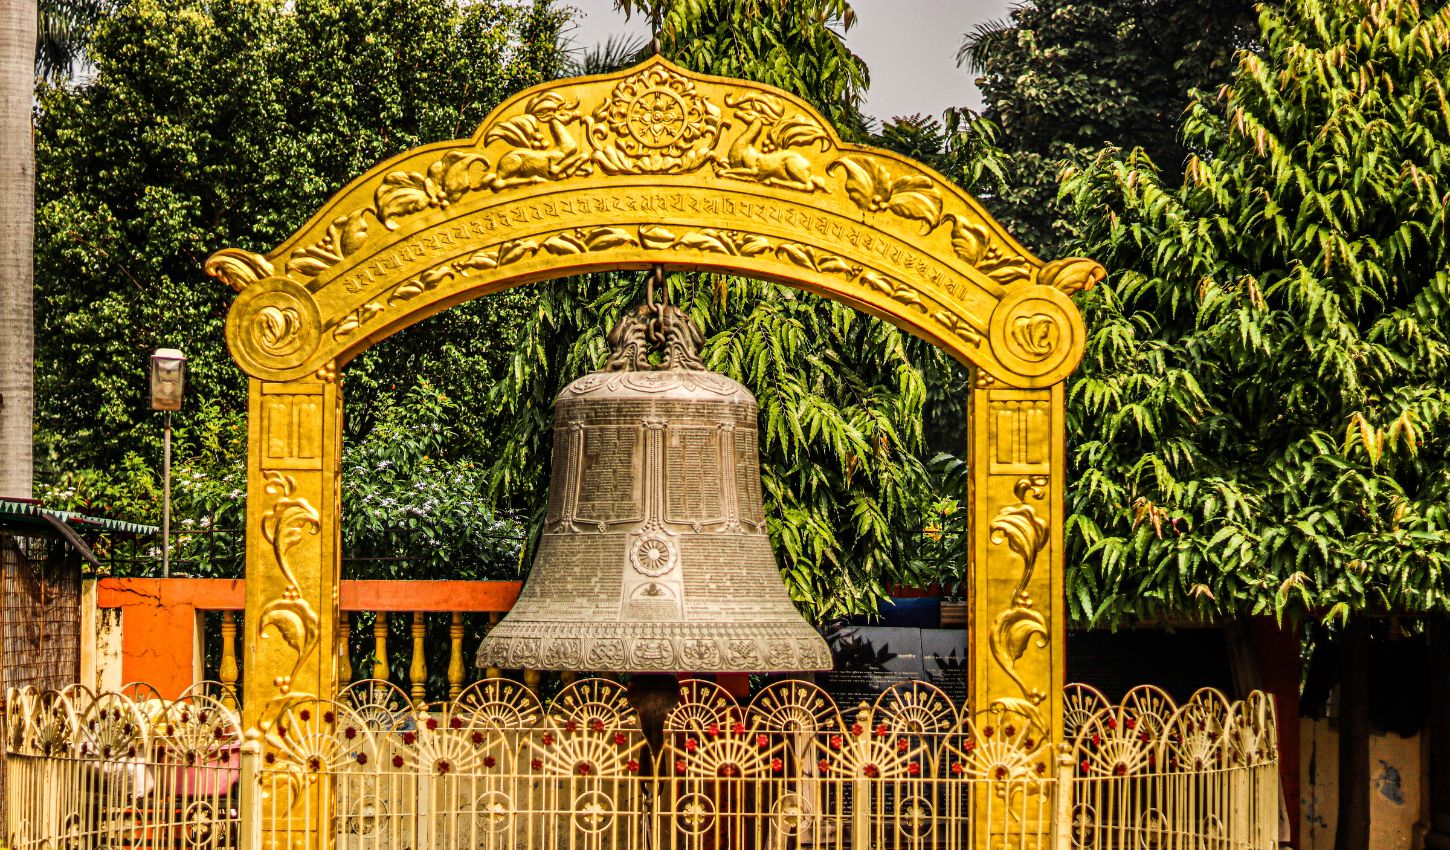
483, 92, 593, 189
714, 93, 829, 192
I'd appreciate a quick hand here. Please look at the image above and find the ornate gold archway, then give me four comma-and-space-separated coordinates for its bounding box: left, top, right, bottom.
209, 56, 1102, 846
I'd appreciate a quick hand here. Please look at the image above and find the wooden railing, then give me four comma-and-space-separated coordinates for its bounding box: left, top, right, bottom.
89, 578, 522, 703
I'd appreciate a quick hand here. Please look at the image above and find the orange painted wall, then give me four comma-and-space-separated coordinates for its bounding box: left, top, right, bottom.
96, 578, 521, 699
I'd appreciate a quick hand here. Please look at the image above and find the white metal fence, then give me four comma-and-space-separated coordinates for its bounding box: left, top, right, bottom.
4, 679, 1279, 850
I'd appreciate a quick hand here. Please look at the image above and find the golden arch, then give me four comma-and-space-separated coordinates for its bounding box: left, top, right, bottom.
209, 57, 1102, 844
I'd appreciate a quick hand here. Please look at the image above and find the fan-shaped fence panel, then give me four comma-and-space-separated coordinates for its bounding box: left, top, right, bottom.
5, 681, 1278, 850
1068, 687, 1280, 850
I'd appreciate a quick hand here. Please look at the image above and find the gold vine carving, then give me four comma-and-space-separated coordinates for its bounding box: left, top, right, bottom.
988, 476, 1050, 728
257, 472, 322, 696
323, 224, 985, 348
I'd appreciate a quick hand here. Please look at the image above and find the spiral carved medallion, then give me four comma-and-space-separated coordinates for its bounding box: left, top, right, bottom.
228, 277, 321, 373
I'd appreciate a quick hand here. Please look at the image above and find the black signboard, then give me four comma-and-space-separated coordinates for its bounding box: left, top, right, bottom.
818, 624, 968, 708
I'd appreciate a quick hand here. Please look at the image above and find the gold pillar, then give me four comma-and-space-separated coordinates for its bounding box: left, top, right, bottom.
967, 375, 1065, 845
243, 376, 342, 850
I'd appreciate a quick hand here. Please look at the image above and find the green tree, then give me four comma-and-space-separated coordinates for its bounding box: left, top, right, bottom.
1063, 0, 1450, 627
33, 0, 568, 488
31, 0, 568, 574
962, 0, 1256, 251
1063, 5, 1450, 837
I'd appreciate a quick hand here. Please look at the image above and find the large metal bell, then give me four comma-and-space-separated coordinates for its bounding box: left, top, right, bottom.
477, 294, 831, 674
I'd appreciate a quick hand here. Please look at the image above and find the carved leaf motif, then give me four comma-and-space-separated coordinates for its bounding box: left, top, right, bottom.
640, 225, 678, 250
258, 601, 318, 674
374, 153, 490, 232
205, 249, 274, 292
858, 270, 894, 296
948, 217, 989, 265
986, 477, 1051, 707
990, 606, 1049, 702
374, 172, 431, 229
332, 302, 384, 340
930, 310, 984, 345
457, 239, 539, 272
1038, 257, 1106, 296
729, 232, 772, 257
431, 152, 489, 202
541, 231, 589, 255
258, 472, 322, 694
334, 209, 370, 257
582, 227, 639, 251
461, 248, 500, 270
497, 239, 539, 266
815, 254, 857, 276
856, 269, 925, 310
677, 231, 729, 254
946, 214, 1032, 286
776, 242, 860, 277
675, 229, 772, 257
991, 501, 1050, 597
286, 211, 371, 278
988, 696, 1047, 735
775, 242, 818, 271
535, 226, 640, 255
389, 266, 456, 305
828, 156, 943, 232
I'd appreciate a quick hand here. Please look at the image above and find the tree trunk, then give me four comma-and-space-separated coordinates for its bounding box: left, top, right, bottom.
0, 0, 35, 499
1334, 618, 1371, 850
1427, 615, 1450, 850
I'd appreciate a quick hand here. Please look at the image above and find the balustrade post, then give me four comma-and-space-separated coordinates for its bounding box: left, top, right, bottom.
447, 612, 465, 699
338, 612, 352, 686
410, 611, 427, 705
219, 610, 239, 709
239, 729, 263, 850
373, 612, 389, 681
1053, 744, 1075, 850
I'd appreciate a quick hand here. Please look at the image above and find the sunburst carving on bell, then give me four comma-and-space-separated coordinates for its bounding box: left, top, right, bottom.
477, 285, 832, 675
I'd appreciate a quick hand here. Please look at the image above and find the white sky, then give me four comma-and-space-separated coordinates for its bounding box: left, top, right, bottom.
559, 0, 1017, 120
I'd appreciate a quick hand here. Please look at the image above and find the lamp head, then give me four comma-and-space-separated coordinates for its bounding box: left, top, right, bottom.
150, 348, 186, 412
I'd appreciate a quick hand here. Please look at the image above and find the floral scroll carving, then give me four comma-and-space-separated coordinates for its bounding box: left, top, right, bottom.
257, 472, 322, 696
988, 476, 1050, 727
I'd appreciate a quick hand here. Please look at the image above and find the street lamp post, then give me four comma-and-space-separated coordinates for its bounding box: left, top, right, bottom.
150, 349, 185, 578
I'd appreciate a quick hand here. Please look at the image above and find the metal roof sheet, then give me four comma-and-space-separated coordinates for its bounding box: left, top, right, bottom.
0, 499, 158, 536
